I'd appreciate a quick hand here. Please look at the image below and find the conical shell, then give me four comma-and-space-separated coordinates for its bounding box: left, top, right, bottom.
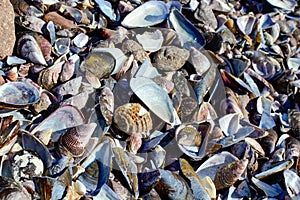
59, 123, 96, 157
213, 159, 248, 190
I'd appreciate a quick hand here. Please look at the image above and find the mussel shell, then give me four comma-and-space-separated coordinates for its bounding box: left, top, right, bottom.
0, 176, 31, 200
0, 81, 40, 109
121, 1, 169, 28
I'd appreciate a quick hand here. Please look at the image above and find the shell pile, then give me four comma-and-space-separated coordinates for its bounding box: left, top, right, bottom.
0, 0, 300, 199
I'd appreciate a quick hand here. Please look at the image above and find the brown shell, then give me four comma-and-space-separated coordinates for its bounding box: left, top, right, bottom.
289, 110, 300, 138
114, 103, 152, 135
213, 159, 248, 190
59, 123, 96, 157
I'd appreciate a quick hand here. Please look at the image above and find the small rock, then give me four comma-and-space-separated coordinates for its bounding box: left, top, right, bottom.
153, 46, 190, 71
0, 0, 15, 60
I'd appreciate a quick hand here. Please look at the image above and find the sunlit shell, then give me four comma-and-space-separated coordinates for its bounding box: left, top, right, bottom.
121, 1, 169, 28
169, 8, 205, 49
114, 103, 152, 135
284, 169, 300, 198
136, 29, 164, 52
127, 132, 143, 155
189, 48, 210, 75
236, 15, 256, 35
130, 77, 180, 126
121, 40, 148, 63
213, 159, 248, 190
0, 81, 40, 109
59, 123, 96, 157
17, 34, 47, 65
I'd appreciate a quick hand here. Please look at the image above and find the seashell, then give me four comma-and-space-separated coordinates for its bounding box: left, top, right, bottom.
112, 147, 139, 198
60, 56, 77, 82
53, 76, 82, 98
36, 35, 52, 64
11, 150, 44, 182
236, 15, 256, 35
189, 48, 211, 76
73, 33, 89, 48
22, 133, 52, 168
5, 66, 18, 81
289, 110, 300, 138
130, 77, 180, 126
33, 176, 66, 200
0, 176, 31, 200
284, 169, 300, 198
31, 105, 85, 138
172, 71, 190, 96
180, 96, 198, 118
127, 132, 142, 154
99, 87, 114, 126
194, 1, 218, 30
218, 113, 240, 136
255, 159, 293, 179
54, 37, 70, 56
81, 48, 127, 79
155, 169, 194, 199
194, 64, 216, 104
251, 177, 283, 197
0, 81, 40, 109
180, 158, 212, 199
213, 159, 248, 190
175, 121, 213, 160
196, 151, 239, 180
95, 0, 117, 21
152, 76, 174, 93
6, 56, 26, 66
17, 34, 47, 65
136, 29, 164, 52
32, 90, 57, 114
37, 61, 63, 90
138, 169, 161, 196
0, 117, 19, 156
122, 40, 148, 63
169, 8, 205, 49
153, 46, 189, 72
266, 0, 297, 11
79, 138, 112, 195
43, 12, 76, 29
121, 1, 169, 28
59, 123, 96, 157
113, 103, 152, 135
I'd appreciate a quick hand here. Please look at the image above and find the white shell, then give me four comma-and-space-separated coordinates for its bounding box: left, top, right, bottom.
136, 30, 164, 52
121, 1, 169, 28
130, 77, 180, 126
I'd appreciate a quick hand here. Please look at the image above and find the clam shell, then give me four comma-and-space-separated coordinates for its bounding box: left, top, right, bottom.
130, 77, 180, 126
213, 159, 248, 190
113, 103, 152, 135
0, 81, 40, 109
17, 34, 47, 65
121, 1, 169, 28
59, 123, 97, 157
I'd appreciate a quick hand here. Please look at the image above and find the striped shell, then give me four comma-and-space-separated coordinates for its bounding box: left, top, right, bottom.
114, 103, 152, 135
59, 123, 96, 157
213, 159, 248, 190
